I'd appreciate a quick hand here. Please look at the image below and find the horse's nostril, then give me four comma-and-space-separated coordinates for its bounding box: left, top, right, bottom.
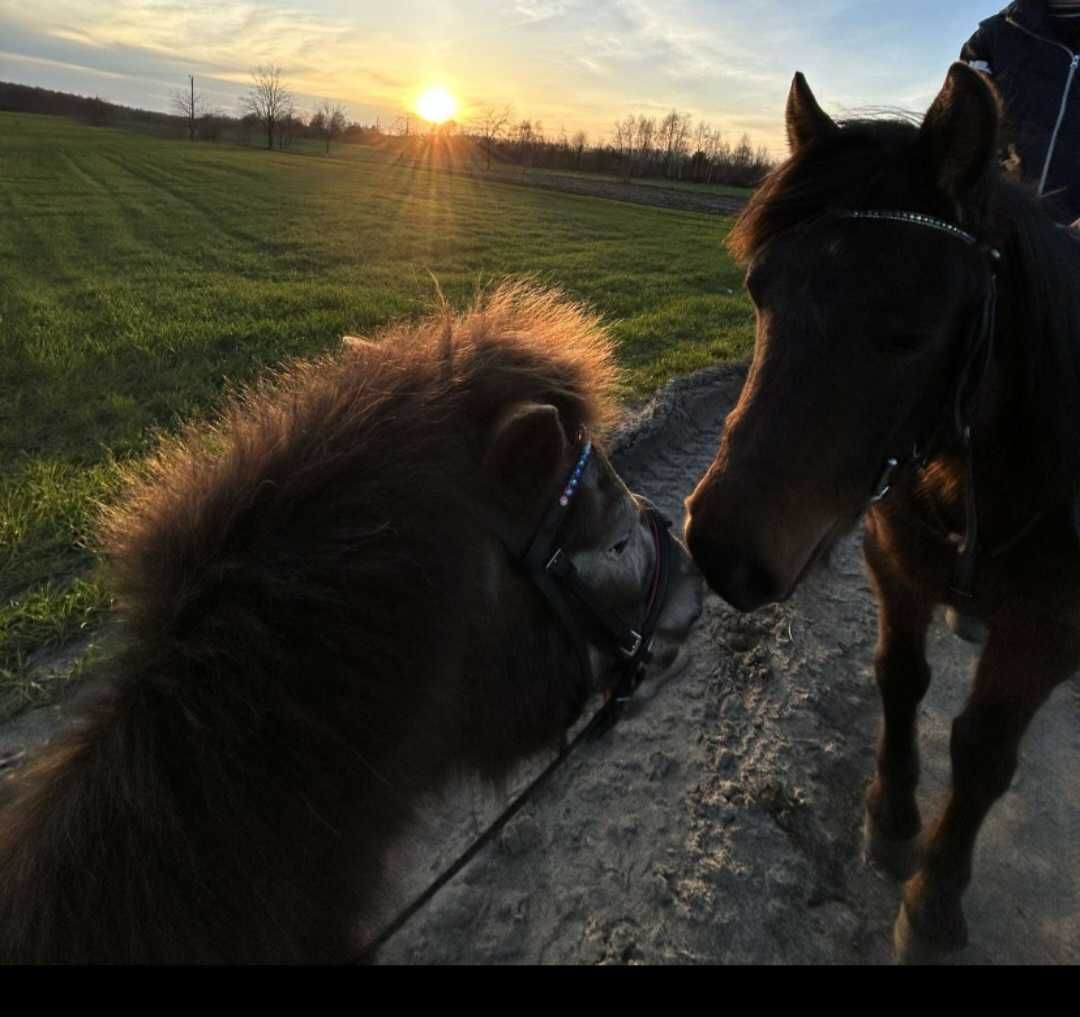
720, 560, 779, 612
685, 528, 780, 613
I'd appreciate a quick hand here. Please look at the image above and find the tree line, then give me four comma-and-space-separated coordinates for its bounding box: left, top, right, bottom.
0, 71, 358, 153
1, 71, 774, 186
468, 106, 771, 187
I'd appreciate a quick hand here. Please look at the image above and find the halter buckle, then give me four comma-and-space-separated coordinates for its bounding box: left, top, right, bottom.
618, 630, 644, 660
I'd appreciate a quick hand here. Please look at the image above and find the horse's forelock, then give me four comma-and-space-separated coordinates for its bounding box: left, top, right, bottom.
727, 118, 924, 265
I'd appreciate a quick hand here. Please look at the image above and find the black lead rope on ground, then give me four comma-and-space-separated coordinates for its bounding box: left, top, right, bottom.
353, 686, 633, 964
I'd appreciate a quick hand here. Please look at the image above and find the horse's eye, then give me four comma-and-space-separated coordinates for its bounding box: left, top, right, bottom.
609, 535, 631, 556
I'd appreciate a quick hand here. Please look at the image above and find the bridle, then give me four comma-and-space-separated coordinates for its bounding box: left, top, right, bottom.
354, 438, 679, 961
841, 208, 1002, 635
516, 438, 676, 728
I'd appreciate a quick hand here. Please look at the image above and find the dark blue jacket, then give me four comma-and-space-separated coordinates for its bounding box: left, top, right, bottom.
961, 0, 1080, 222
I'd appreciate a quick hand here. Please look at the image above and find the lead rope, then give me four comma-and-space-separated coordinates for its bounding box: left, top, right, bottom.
355, 450, 672, 962
353, 678, 637, 963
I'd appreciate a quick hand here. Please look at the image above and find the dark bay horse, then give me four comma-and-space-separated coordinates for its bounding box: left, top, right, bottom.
0, 283, 702, 962
685, 64, 1080, 962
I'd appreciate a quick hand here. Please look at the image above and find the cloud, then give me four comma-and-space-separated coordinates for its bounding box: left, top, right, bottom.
1, 0, 985, 155
513, 1, 572, 24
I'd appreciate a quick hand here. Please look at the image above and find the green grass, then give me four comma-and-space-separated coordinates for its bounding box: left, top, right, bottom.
0, 111, 754, 717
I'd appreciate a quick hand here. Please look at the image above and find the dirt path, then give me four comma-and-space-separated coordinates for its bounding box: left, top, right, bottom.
372, 364, 1080, 965
440, 165, 748, 216
2, 363, 1077, 964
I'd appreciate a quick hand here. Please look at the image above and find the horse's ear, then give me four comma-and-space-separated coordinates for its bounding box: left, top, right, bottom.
485, 401, 568, 504
918, 62, 1000, 197
786, 72, 836, 153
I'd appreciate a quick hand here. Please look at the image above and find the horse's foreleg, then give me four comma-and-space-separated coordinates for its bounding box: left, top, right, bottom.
862, 530, 934, 879
894, 619, 1077, 964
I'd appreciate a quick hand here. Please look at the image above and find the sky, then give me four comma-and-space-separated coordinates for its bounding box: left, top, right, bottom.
0, 1, 1006, 158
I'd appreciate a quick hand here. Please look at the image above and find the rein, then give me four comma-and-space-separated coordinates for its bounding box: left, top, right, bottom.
354, 694, 623, 963
843, 209, 1004, 639
355, 439, 676, 961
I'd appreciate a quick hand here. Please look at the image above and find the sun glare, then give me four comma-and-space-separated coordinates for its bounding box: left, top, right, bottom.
416, 87, 457, 124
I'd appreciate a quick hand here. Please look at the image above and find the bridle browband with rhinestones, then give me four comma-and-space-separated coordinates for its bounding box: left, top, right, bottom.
516, 437, 676, 725
844, 209, 982, 246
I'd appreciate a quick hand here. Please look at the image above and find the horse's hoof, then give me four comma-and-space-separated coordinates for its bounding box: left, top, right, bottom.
863, 810, 921, 880
893, 903, 964, 965
894, 904, 946, 965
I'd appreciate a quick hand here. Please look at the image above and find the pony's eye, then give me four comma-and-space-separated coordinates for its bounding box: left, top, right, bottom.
609, 535, 631, 556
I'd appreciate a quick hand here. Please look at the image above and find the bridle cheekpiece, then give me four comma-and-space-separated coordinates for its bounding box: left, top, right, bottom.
841, 207, 1002, 640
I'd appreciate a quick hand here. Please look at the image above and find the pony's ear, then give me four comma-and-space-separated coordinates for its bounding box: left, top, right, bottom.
786, 72, 836, 153
917, 62, 1000, 197
485, 401, 568, 504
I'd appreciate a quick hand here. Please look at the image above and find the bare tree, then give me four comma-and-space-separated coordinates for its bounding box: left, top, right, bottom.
614, 113, 636, 171
658, 110, 691, 178
612, 118, 628, 158
513, 118, 534, 163
634, 115, 655, 175
242, 65, 294, 151
472, 105, 512, 169
276, 107, 301, 149
172, 75, 209, 142
571, 130, 587, 169
314, 100, 349, 154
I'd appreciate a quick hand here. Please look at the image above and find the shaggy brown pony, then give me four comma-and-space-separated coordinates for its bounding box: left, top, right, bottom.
0, 283, 700, 963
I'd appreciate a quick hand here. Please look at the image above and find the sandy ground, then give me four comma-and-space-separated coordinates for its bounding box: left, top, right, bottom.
372, 363, 1080, 965
2, 363, 1077, 964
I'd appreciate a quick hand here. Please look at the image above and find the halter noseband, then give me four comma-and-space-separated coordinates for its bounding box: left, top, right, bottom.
841, 208, 1002, 638
516, 439, 676, 726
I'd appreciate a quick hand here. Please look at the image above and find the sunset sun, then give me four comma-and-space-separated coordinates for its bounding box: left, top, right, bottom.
416, 87, 457, 124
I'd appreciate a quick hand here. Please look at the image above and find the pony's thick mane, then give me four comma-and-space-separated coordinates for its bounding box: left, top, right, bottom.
0, 281, 621, 962
101, 280, 619, 659
727, 113, 1080, 495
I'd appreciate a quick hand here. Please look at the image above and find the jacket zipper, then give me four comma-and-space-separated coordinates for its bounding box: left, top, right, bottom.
1005, 15, 1078, 195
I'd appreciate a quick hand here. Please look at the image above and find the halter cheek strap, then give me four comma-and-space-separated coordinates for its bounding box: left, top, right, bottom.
513, 440, 677, 726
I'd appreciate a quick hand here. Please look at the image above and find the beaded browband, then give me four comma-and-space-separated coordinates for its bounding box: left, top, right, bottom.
842, 209, 998, 255
559, 440, 592, 507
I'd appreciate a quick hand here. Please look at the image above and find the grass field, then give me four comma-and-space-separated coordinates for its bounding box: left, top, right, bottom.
0, 110, 754, 717
290, 138, 756, 200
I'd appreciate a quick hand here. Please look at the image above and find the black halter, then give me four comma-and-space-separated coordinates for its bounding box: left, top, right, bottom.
514, 439, 676, 727
841, 209, 1002, 639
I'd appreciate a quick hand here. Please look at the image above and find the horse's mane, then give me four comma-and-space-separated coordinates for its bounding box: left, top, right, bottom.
102, 280, 619, 665
727, 113, 1080, 496
0, 281, 620, 962
728, 116, 945, 264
